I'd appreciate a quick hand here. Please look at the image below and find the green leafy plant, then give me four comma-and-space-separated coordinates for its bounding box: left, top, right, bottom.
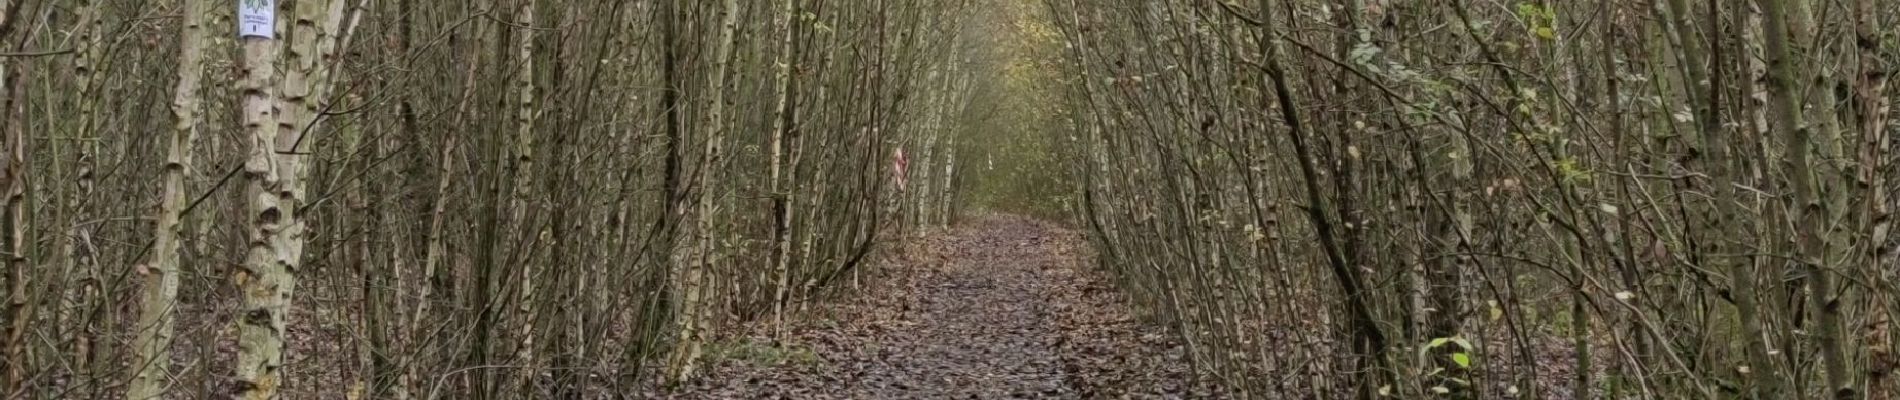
1418, 336, 1478, 396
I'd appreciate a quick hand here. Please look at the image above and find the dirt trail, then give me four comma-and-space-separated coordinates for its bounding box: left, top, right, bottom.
666, 216, 1221, 399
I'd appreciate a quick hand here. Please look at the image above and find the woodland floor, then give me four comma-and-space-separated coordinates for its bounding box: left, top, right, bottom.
660, 215, 1226, 399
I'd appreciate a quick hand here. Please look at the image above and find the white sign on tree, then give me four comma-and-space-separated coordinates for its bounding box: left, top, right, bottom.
238, 0, 274, 38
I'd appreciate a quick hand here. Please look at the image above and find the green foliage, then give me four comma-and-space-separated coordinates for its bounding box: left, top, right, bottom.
1515, 2, 1557, 41
1421, 336, 1474, 356
1417, 336, 1478, 395
705, 338, 823, 368
1553, 157, 1593, 184
955, 2, 1074, 219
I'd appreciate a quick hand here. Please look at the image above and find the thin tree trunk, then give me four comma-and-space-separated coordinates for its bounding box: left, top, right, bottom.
769, 0, 799, 341
0, 9, 18, 395
1, 46, 30, 399
1722, 5, 1788, 397
126, 0, 208, 396
667, 0, 741, 384
1855, 0, 1895, 397
508, 0, 539, 394
1759, 0, 1851, 397
412, 0, 472, 392
1252, 0, 1388, 397
60, 1, 106, 390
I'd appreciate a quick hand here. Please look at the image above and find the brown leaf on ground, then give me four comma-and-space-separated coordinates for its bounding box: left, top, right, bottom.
663, 215, 1225, 399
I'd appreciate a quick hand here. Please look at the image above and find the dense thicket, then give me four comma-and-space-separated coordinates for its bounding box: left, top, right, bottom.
0, 0, 983, 398
3, 0, 1896, 399
1046, 0, 1895, 398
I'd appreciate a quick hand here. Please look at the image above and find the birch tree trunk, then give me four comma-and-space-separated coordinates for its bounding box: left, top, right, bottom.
769, 0, 800, 341
668, 0, 741, 384
508, 0, 539, 394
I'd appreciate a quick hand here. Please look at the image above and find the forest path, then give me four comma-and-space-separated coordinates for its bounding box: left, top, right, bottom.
664, 215, 1221, 399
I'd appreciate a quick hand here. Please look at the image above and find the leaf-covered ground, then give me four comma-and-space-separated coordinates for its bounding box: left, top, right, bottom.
663, 215, 1225, 399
